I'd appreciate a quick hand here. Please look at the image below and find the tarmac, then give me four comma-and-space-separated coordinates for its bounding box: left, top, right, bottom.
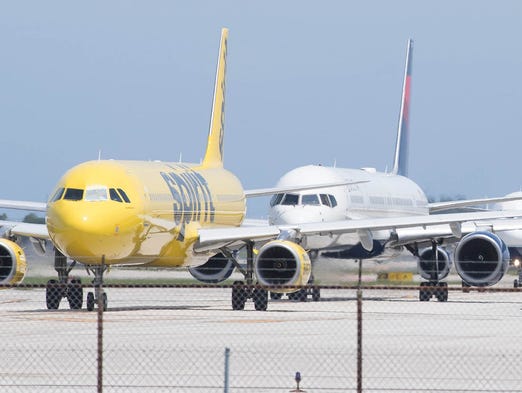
1, 281, 522, 392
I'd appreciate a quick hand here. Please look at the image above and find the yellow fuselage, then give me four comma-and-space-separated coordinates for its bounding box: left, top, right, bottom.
46, 160, 245, 267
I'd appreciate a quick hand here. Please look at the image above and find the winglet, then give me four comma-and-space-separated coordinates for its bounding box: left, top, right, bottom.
392, 38, 413, 177
202, 28, 228, 168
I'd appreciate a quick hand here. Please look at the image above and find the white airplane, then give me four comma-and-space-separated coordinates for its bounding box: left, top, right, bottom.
1, 34, 522, 312
242, 39, 522, 302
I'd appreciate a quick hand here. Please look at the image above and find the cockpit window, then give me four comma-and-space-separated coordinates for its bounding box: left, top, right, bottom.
320, 194, 330, 207
50, 188, 65, 202
85, 186, 108, 202
63, 188, 84, 201
281, 193, 299, 206
117, 188, 131, 203
270, 193, 284, 207
329, 194, 338, 207
302, 194, 320, 206
319, 194, 338, 208
109, 188, 123, 202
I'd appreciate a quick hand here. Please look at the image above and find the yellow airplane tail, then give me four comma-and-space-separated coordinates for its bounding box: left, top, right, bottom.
202, 28, 228, 168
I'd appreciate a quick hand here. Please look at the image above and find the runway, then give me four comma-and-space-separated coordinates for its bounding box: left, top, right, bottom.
1, 285, 522, 392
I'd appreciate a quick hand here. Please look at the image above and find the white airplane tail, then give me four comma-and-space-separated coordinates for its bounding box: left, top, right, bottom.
392, 39, 413, 177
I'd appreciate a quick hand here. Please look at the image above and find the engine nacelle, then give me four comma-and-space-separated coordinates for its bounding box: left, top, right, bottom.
254, 240, 311, 293
454, 231, 509, 287
188, 252, 235, 283
0, 238, 27, 285
418, 246, 452, 281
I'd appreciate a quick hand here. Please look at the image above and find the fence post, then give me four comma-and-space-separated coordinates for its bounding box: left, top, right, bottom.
357, 258, 362, 393
224, 347, 230, 393
97, 256, 105, 393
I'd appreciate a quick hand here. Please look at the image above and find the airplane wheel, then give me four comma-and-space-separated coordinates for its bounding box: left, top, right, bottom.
419, 283, 430, 302
46, 280, 61, 310
296, 288, 308, 302
231, 281, 247, 310
253, 288, 268, 311
270, 292, 282, 300
435, 282, 448, 302
312, 287, 321, 301
514, 279, 519, 288
67, 279, 83, 310
461, 281, 471, 293
86, 292, 95, 311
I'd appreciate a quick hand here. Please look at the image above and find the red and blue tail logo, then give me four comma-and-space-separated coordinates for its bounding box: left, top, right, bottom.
392, 39, 413, 177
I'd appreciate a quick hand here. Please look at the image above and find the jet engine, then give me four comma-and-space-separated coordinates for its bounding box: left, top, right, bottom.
188, 252, 235, 283
0, 238, 27, 285
454, 231, 509, 287
418, 246, 452, 281
254, 240, 311, 293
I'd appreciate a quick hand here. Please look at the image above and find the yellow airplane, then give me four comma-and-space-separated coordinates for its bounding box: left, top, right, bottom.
0, 28, 351, 311
44, 28, 249, 311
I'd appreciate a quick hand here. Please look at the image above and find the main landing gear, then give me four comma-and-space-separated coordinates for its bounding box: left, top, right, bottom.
412, 241, 449, 302
227, 244, 320, 311
514, 263, 522, 288
419, 281, 448, 302
45, 250, 108, 311
227, 242, 269, 311
269, 278, 321, 302
45, 249, 83, 310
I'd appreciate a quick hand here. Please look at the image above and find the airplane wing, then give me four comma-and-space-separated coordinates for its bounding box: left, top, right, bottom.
244, 180, 367, 198
0, 199, 47, 211
428, 195, 522, 213
195, 209, 522, 252
0, 221, 49, 239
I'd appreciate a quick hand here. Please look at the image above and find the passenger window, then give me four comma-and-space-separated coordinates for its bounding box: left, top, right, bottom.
50, 188, 65, 203
109, 188, 123, 202
328, 194, 338, 207
85, 186, 108, 202
270, 193, 284, 207
302, 194, 320, 206
281, 194, 299, 206
320, 194, 331, 207
63, 188, 84, 201
117, 188, 131, 203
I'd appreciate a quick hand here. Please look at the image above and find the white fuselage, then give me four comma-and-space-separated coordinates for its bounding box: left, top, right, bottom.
269, 165, 428, 253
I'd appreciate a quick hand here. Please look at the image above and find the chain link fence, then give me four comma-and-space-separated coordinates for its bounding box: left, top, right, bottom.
1, 283, 522, 392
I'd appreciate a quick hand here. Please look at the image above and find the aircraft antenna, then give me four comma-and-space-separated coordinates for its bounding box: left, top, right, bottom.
98, 149, 102, 161
178, 152, 182, 163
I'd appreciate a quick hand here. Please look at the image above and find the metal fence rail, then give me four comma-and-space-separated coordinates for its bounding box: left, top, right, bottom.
1, 284, 521, 392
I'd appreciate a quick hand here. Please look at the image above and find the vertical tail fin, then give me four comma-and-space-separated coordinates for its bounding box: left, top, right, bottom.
202, 28, 228, 168
392, 38, 413, 177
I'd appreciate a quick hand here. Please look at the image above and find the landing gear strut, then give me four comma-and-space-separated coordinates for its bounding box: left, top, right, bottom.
85, 263, 108, 311
414, 241, 449, 302
227, 242, 268, 311
514, 265, 522, 288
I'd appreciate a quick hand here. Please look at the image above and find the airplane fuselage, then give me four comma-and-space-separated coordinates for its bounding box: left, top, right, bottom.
269, 165, 428, 256
46, 160, 246, 267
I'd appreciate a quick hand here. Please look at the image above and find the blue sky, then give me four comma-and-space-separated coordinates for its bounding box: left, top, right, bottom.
0, 1, 521, 218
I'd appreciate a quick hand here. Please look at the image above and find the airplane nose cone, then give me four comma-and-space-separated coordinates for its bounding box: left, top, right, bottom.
47, 201, 138, 263
269, 206, 324, 225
